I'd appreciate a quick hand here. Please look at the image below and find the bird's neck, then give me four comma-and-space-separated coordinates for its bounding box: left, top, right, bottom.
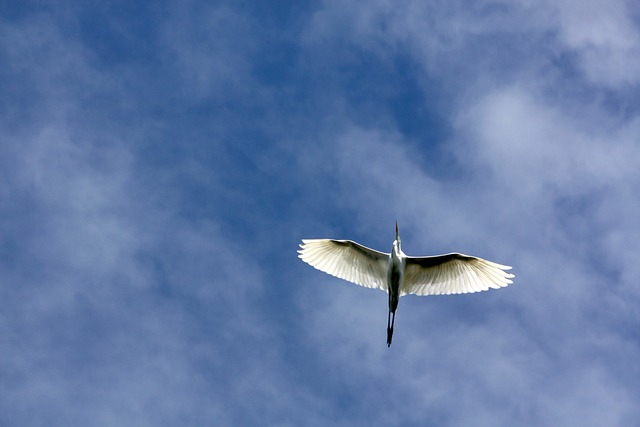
392, 240, 403, 257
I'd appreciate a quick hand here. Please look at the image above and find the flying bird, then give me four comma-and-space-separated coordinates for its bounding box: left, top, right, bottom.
298, 223, 514, 347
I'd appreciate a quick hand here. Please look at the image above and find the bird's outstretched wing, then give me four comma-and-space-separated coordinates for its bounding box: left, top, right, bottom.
298, 239, 389, 291
402, 253, 514, 296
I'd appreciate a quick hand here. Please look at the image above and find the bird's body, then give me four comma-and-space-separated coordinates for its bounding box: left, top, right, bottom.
298, 223, 514, 346
386, 228, 403, 345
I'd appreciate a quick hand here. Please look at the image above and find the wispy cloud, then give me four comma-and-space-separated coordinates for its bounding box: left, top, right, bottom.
1, 1, 639, 426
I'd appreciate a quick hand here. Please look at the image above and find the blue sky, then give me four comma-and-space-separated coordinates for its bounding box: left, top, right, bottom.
1, 1, 639, 426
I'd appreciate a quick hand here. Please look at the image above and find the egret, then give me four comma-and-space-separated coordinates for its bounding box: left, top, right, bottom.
298, 223, 514, 347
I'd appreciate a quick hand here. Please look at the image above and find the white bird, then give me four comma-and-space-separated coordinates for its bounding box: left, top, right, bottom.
298, 223, 514, 347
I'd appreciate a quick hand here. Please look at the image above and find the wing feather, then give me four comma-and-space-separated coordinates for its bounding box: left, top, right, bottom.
402, 253, 514, 296
298, 239, 389, 291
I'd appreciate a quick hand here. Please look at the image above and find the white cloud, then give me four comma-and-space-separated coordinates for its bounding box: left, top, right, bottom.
0, 11, 290, 426
3, 1, 639, 425
455, 85, 640, 294
552, 0, 640, 86
305, 0, 640, 92
293, 76, 640, 421
160, 2, 258, 101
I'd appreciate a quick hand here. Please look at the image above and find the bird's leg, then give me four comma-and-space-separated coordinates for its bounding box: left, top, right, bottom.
387, 311, 395, 347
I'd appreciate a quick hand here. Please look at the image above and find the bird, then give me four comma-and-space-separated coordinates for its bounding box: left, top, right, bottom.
298, 222, 514, 347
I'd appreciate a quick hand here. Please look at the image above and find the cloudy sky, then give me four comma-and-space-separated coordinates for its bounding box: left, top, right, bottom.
2, 1, 639, 426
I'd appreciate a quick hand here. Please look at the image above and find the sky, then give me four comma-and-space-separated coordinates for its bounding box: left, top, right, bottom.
1, 1, 639, 426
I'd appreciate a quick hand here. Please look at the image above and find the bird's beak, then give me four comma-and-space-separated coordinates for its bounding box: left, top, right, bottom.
395, 221, 399, 240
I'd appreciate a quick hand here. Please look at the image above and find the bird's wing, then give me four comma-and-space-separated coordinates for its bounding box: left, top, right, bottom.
298, 239, 389, 291
402, 253, 514, 296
